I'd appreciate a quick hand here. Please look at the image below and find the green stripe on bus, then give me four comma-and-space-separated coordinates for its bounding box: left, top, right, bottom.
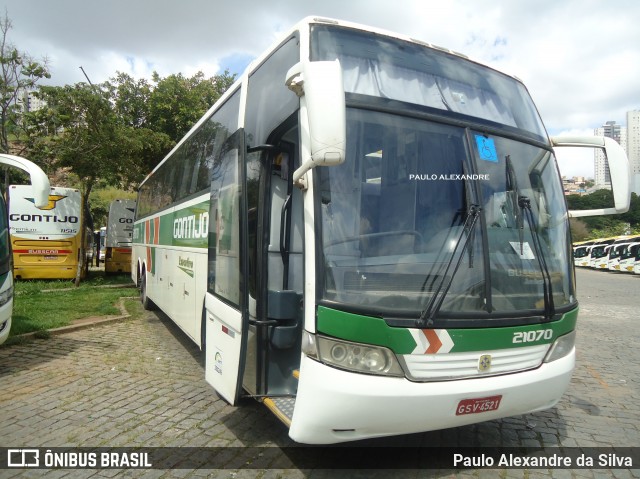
135, 200, 209, 249
317, 306, 416, 352
316, 305, 578, 354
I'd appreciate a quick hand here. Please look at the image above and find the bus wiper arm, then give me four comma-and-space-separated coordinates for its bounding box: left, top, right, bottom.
417, 204, 481, 328
505, 155, 525, 252
518, 196, 555, 319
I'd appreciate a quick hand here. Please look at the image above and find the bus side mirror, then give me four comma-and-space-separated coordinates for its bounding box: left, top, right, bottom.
286, 60, 346, 186
551, 135, 631, 217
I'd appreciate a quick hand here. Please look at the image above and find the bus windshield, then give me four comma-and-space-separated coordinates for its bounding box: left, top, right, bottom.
318, 108, 573, 321
574, 247, 590, 258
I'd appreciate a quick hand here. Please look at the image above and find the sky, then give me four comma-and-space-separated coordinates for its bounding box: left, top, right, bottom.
2, 0, 639, 177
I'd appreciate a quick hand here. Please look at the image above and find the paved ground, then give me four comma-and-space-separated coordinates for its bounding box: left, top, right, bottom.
0, 268, 639, 477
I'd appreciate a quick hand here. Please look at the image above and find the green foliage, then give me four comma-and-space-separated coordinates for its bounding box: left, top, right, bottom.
0, 13, 50, 156
146, 70, 236, 141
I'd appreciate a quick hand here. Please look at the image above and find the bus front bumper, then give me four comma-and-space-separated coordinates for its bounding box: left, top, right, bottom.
289, 350, 574, 444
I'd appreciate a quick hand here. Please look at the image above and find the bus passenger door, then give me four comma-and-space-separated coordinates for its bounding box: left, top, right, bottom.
204, 130, 249, 405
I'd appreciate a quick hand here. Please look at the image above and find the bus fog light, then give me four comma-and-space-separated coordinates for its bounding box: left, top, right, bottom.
316, 335, 404, 377
544, 330, 576, 363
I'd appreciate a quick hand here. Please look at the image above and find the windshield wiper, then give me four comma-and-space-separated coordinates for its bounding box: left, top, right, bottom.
416, 204, 481, 328
518, 195, 555, 319
506, 155, 555, 319
505, 155, 525, 252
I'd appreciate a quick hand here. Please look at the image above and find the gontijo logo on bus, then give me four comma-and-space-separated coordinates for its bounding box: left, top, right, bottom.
10, 195, 79, 223
27, 194, 66, 210
173, 210, 208, 240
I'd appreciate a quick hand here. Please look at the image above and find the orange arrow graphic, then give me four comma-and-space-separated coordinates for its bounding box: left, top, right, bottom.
423, 329, 442, 354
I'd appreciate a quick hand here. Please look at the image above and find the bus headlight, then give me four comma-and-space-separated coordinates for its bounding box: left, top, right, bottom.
543, 330, 576, 363
0, 285, 13, 307
303, 332, 404, 377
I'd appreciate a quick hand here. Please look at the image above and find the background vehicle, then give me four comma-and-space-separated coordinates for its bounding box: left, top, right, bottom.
619, 242, 640, 273
0, 154, 50, 345
572, 241, 594, 268
104, 199, 135, 274
131, 17, 630, 444
635, 247, 640, 274
9, 185, 84, 280
92, 227, 106, 265
588, 239, 616, 269
605, 236, 640, 271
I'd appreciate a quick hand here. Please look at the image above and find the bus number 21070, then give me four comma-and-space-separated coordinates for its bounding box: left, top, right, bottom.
512, 329, 553, 344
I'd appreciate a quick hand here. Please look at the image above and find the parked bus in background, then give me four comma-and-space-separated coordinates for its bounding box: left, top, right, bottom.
605, 236, 640, 271
9, 185, 85, 280
0, 154, 50, 345
634, 246, 640, 275
593, 245, 613, 270
619, 242, 640, 273
572, 241, 593, 268
131, 17, 630, 444
588, 238, 616, 269
606, 243, 626, 271
105, 199, 135, 274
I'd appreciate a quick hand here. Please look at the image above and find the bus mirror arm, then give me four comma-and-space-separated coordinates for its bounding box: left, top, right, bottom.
286, 60, 346, 188
551, 135, 631, 217
0, 154, 51, 208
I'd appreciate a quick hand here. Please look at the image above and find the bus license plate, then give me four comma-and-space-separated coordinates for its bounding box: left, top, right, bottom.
456, 395, 502, 416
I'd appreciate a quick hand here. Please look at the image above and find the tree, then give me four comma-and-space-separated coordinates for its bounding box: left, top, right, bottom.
566, 189, 640, 240
569, 218, 590, 242
0, 12, 50, 155
106, 73, 174, 177
107, 72, 151, 129
146, 70, 236, 142
105, 69, 236, 176
29, 82, 171, 285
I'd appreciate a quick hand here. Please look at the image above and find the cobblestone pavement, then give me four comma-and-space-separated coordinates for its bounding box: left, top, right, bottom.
0, 268, 639, 478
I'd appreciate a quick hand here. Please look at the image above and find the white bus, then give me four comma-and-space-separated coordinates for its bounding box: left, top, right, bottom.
634, 247, 640, 275
0, 154, 50, 345
572, 242, 593, 268
619, 242, 640, 274
605, 236, 640, 271
104, 199, 135, 274
589, 241, 613, 269
131, 17, 630, 444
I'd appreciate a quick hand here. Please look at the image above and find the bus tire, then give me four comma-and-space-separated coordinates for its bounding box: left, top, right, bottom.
140, 269, 157, 311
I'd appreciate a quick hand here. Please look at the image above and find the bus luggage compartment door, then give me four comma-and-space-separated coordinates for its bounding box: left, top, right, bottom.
204, 292, 246, 405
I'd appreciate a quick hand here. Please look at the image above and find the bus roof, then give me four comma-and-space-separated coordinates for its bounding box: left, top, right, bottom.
138, 16, 526, 190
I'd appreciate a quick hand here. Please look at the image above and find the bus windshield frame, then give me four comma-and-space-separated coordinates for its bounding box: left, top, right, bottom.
311, 24, 547, 143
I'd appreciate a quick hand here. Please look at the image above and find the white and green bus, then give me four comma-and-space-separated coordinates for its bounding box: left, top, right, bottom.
0, 154, 50, 345
131, 17, 630, 444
